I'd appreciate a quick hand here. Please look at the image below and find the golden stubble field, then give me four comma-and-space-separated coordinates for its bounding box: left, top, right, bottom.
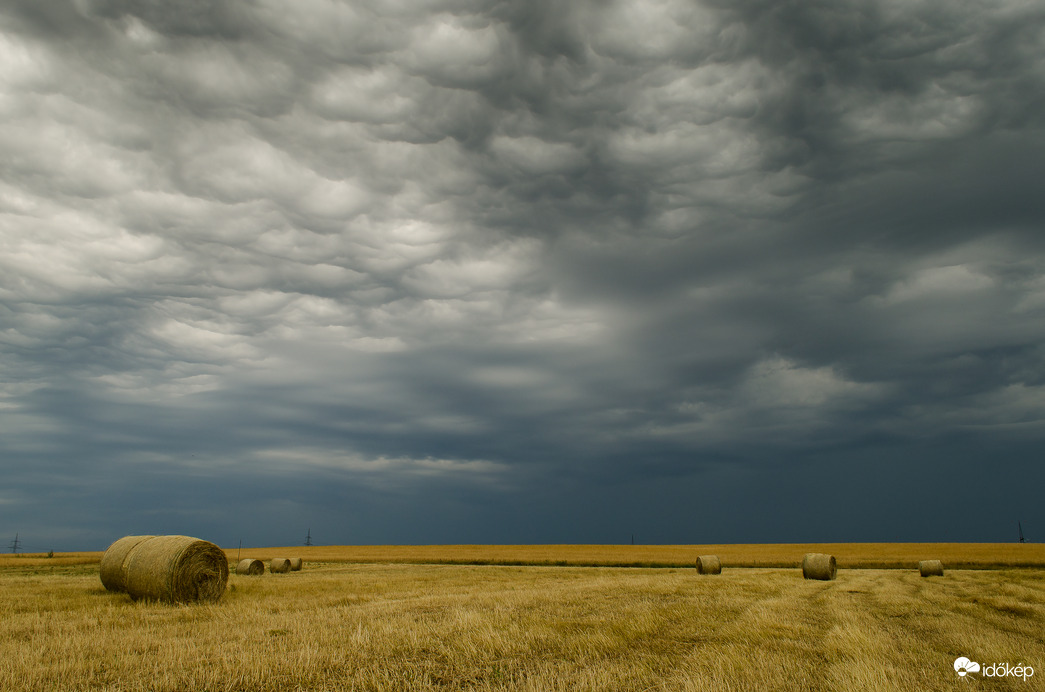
221, 543, 1045, 570
1, 545, 1043, 691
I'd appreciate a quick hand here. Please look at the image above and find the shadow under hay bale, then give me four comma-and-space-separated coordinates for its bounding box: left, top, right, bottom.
118, 535, 229, 603
696, 555, 721, 574
270, 558, 291, 574
236, 558, 265, 576
919, 559, 944, 577
289, 557, 303, 571
100, 535, 155, 592
802, 553, 837, 580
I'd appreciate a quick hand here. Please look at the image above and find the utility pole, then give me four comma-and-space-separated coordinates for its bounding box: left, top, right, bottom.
8, 534, 21, 554
305, 528, 313, 547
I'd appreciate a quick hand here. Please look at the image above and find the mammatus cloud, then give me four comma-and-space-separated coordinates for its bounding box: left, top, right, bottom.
1, 0, 1043, 548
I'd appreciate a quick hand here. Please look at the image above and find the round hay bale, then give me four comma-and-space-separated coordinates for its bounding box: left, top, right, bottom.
919, 559, 944, 577
236, 558, 265, 576
802, 553, 837, 581
99, 535, 155, 592
270, 557, 291, 574
289, 557, 303, 571
122, 535, 229, 603
695, 555, 721, 575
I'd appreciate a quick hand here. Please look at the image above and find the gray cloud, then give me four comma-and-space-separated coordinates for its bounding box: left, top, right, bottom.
2, 0, 1043, 549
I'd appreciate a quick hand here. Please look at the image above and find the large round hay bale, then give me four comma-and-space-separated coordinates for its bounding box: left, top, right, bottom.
919, 559, 944, 577
236, 558, 265, 576
99, 535, 155, 592
121, 535, 229, 603
270, 558, 291, 574
802, 553, 837, 580
696, 555, 721, 575
289, 557, 303, 571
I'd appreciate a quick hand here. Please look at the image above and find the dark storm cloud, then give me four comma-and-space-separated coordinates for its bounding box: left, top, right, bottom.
1, 1, 1043, 549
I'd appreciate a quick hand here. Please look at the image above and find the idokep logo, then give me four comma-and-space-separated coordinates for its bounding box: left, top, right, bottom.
953, 656, 1035, 682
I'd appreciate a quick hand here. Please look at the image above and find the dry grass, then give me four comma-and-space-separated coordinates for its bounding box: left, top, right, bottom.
9, 543, 1044, 570
0, 553, 102, 568
224, 543, 1045, 569
1, 558, 1042, 691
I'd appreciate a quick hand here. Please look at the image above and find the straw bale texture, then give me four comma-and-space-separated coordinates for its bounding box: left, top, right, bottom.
289, 557, 303, 571
236, 558, 265, 576
695, 555, 721, 574
802, 553, 837, 580
919, 559, 944, 577
121, 535, 229, 603
270, 558, 291, 573
100, 535, 154, 592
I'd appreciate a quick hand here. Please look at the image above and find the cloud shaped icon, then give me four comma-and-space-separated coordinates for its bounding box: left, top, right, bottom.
954, 657, 981, 676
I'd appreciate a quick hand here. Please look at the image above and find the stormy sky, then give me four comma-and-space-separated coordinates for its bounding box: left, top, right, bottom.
2, 0, 1044, 551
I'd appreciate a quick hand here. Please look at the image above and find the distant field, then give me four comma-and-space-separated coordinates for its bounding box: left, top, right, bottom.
1, 560, 1042, 691
224, 543, 1045, 569
4, 543, 1043, 570
0, 552, 101, 568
